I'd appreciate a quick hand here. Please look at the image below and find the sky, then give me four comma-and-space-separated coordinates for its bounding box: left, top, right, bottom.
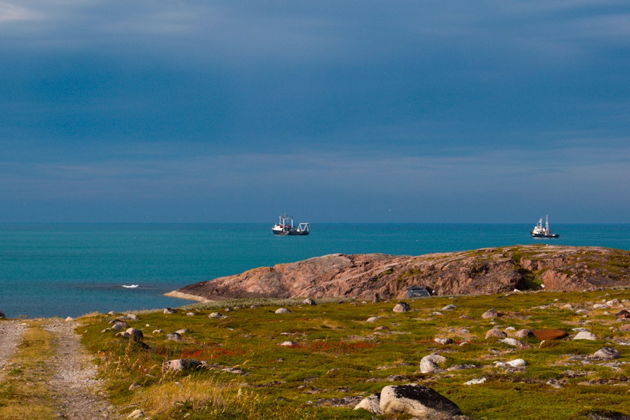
1, 0, 629, 223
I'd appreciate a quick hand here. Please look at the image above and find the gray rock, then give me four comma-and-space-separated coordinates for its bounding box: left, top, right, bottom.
354, 393, 381, 414
280, 341, 297, 347
127, 409, 144, 418
442, 304, 456, 311
163, 308, 177, 314
126, 313, 138, 320
152, 329, 162, 334
481, 308, 498, 319
302, 298, 317, 305
464, 377, 486, 385
109, 319, 129, 331
175, 328, 188, 335
186, 312, 195, 316
514, 329, 532, 338
64, 316, 73, 322
574, 331, 597, 341
366, 316, 379, 323
500, 338, 522, 347
379, 384, 461, 418
485, 327, 507, 339
162, 359, 203, 372
124, 328, 143, 341
275, 308, 290, 314
591, 347, 620, 360
393, 302, 411, 313
420, 354, 446, 373
166, 333, 182, 341
495, 358, 526, 368
434, 337, 454, 345
209, 312, 223, 318
593, 303, 609, 310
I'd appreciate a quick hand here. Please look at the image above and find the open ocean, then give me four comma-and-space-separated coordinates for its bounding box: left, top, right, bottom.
1, 223, 629, 318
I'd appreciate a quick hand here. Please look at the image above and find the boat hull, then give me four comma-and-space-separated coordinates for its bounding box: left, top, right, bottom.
531, 233, 560, 238
273, 230, 309, 236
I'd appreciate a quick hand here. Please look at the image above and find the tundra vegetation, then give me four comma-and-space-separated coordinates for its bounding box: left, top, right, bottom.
74, 289, 630, 419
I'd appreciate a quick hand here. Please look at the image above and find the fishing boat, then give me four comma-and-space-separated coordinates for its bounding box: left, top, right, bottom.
531, 215, 559, 238
272, 215, 310, 236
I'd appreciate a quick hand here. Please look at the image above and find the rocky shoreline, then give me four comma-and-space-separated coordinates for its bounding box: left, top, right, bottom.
168, 245, 630, 302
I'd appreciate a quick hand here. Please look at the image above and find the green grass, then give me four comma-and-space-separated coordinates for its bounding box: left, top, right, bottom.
78, 289, 630, 419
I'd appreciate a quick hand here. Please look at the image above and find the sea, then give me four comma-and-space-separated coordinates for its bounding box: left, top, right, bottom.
1, 223, 629, 318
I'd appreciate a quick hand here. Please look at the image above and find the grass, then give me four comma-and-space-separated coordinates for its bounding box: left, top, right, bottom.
78, 289, 630, 419
0, 321, 58, 420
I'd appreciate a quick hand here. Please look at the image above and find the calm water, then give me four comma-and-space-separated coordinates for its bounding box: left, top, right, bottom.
1, 223, 628, 318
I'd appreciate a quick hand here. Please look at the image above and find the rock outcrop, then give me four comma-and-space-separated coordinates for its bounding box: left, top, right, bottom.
169, 245, 630, 301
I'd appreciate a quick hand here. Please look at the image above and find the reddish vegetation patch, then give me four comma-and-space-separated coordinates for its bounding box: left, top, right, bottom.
180, 347, 246, 360
301, 341, 377, 354
532, 329, 568, 340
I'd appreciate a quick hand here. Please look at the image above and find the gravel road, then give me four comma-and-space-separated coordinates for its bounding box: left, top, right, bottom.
0, 320, 26, 379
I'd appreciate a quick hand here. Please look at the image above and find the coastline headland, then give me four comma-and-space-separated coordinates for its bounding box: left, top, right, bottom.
168, 245, 630, 301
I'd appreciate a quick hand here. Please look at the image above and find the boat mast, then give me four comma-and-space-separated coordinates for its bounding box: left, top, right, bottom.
545, 215, 549, 231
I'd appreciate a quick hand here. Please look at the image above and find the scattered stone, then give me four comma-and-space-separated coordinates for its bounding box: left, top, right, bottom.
547, 379, 563, 389
162, 359, 203, 372
434, 337, 453, 345
124, 328, 143, 342
366, 316, 379, 323
420, 354, 446, 374
186, 312, 195, 316
64, 316, 73, 322
280, 341, 298, 347
481, 308, 498, 319
107, 311, 116, 315
127, 409, 144, 418
447, 364, 477, 371
379, 384, 461, 418
128, 383, 142, 391
175, 328, 188, 335
575, 309, 589, 315
163, 308, 177, 314
500, 338, 522, 347
574, 331, 597, 341
591, 347, 620, 360
109, 319, 129, 331
442, 304, 456, 311
302, 298, 317, 305
125, 313, 138, 320
222, 367, 245, 375
152, 329, 162, 334
514, 329, 532, 338
208, 312, 223, 318
166, 333, 182, 341
593, 303, 609, 310
606, 299, 621, 307
393, 302, 411, 313
584, 409, 630, 420
354, 393, 381, 414
485, 327, 507, 339
224, 307, 231, 312
504, 326, 515, 332
495, 359, 526, 368
532, 329, 567, 340
464, 377, 486, 385
275, 308, 291, 314
616, 310, 630, 319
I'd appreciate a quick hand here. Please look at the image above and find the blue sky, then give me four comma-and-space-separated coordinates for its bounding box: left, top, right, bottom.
1, 0, 629, 222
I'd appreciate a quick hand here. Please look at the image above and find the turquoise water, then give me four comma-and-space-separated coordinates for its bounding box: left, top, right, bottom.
1, 223, 628, 318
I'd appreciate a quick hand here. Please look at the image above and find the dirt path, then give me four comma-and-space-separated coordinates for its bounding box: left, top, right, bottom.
44, 319, 119, 420
0, 320, 26, 379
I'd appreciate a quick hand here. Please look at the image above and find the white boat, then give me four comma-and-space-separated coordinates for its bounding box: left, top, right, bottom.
531, 215, 559, 238
122, 284, 140, 288
272, 215, 310, 236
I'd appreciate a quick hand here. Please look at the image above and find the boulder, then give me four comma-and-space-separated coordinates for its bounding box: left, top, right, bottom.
532, 329, 567, 340
434, 337, 454, 345
127, 409, 144, 419
279, 341, 297, 347
175, 328, 188, 335
485, 328, 507, 339
593, 303, 609, 310
464, 377, 486, 385
302, 298, 317, 305
495, 359, 526, 368
481, 308, 498, 319
166, 333, 182, 341
124, 328, 143, 342
591, 347, 620, 360
514, 329, 532, 339
152, 329, 162, 334
208, 312, 223, 318
366, 316, 379, 323
574, 331, 597, 341
616, 309, 630, 319
500, 338, 522, 347
442, 304, 456, 311
353, 393, 381, 414
163, 308, 177, 314
393, 302, 411, 313
162, 359, 203, 372
275, 308, 291, 314
420, 354, 446, 374
379, 384, 461, 418
186, 312, 195, 316
109, 319, 129, 331
126, 313, 138, 321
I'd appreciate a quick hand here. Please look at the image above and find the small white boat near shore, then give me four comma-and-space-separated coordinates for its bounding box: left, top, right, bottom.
122, 284, 140, 289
